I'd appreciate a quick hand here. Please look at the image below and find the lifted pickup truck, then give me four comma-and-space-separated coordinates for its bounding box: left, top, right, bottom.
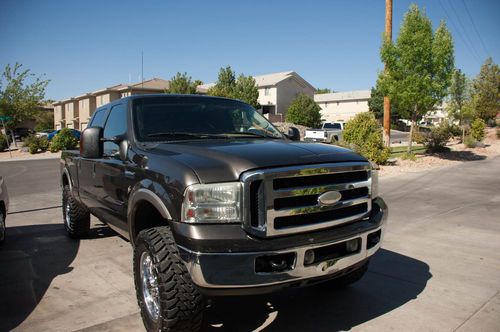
60, 95, 387, 331
304, 122, 345, 143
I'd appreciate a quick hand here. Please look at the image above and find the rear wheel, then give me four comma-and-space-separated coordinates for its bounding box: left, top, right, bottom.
134, 226, 204, 332
62, 185, 90, 238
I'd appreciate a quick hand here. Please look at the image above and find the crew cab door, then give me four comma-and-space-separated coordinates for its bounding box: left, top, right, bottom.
93, 102, 131, 233
78, 107, 108, 210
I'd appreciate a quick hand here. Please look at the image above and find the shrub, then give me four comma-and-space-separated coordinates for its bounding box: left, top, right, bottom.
444, 122, 462, 137
285, 94, 322, 128
343, 112, 390, 164
38, 137, 49, 151
25, 135, 50, 154
464, 135, 477, 148
413, 130, 427, 145
401, 152, 417, 161
470, 118, 486, 142
0, 134, 9, 151
50, 128, 79, 152
424, 124, 452, 153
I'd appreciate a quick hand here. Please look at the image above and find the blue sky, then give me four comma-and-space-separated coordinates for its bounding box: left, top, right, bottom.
1, 0, 499, 101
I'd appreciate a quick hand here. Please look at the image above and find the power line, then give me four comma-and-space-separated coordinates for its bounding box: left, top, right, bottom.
447, 0, 483, 60
461, 0, 490, 58
437, 0, 482, 65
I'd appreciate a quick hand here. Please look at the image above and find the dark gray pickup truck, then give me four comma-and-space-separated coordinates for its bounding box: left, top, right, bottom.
60, 94, 387, 331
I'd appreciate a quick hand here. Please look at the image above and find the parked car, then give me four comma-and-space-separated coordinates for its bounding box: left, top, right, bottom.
10, 128, 34, 141
304, 121, 345, 143
60, 95, 387, 331
0, 176, 9, 243
47, 129, 81, 141
35, 130, 53, 138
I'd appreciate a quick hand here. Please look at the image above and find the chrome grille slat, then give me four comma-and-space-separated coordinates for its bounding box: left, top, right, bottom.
273, 180, 371, 198
241, 162, 373, 237
269, 198, 371, 218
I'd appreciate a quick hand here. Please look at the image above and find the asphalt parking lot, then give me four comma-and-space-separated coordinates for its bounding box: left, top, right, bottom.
1, 156, 499, 331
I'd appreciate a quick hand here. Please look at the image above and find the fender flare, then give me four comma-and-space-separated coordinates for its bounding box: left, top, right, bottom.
128, 188, 174, 246
62, 167, 73, 191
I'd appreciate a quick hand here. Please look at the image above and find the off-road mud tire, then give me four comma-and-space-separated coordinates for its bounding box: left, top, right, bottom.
62, 185, 90, 238
134, 226, 204, 332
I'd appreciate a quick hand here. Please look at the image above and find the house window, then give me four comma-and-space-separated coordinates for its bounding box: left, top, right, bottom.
264, 88, 270, 96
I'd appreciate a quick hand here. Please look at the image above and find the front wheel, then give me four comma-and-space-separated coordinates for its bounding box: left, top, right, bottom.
134, 227, 204, 332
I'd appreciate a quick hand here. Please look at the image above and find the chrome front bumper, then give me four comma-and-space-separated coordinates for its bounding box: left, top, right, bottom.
178, 223, 385, 290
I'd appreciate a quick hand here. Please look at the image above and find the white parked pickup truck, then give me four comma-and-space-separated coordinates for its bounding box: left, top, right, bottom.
304, 122, 345, 143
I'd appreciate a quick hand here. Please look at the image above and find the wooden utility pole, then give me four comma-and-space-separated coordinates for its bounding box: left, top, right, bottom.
383, 0, 393, 147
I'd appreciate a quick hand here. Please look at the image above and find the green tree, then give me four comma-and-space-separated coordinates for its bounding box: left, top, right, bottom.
233, 74, 260, 109
470, 118, 486, 141
207, 66, 259, 108
447, 69, 473, 141
315, 88, 331, 94
368, 83, 399, 120
470, 57, 500, 122
286, 94, 322, 128
34, 109, 55, 131
379, 4, 454, 152
168, 72, 199, 94
207, 66, 236, 98
0, 63, 50, 128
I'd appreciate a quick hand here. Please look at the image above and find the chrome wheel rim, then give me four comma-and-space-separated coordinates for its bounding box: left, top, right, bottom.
65, 203, 72, 230
140, 252, 160, 321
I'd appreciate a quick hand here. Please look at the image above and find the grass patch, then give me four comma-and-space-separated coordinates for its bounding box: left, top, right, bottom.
390, 145, 426, 158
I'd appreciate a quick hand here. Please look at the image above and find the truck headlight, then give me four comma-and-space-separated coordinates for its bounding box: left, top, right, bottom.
370, 163, 379, 198
181, 182, 241, 223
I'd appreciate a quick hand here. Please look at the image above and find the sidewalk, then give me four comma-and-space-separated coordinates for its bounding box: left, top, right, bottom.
0, 148, 61, 162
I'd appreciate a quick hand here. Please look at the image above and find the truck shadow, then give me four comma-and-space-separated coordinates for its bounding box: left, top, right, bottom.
0, 223, 115, 331
203, 249, 431, 331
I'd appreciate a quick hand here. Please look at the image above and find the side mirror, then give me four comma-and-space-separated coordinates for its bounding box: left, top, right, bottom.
119, 138, 129, 161
80, 127, 103, 158
102, 134, 129, 161
287, 127, 301, 141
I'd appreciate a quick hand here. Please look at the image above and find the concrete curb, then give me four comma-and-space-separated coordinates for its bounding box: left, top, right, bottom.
0, 154, 61, 163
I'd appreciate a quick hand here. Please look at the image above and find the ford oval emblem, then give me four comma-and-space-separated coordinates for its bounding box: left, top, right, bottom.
318, 191, 342, 206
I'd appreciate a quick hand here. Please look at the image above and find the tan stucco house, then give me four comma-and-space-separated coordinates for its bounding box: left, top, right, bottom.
53, 78, 170, 131
197, 71, 315, 122
314, 90, 371, 123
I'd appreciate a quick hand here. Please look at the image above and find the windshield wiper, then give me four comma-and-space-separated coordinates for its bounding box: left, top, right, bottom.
222, 131, 280, 139
147, 132, 229, 139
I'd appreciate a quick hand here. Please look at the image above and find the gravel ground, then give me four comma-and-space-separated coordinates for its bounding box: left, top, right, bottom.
379, 128, 500, 177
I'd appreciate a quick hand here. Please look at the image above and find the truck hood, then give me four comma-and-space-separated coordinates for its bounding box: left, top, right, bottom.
146, 139, 367, 183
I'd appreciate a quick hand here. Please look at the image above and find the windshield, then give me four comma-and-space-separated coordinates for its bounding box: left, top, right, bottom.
132, 96, 284, 141
323, 123, 341, 129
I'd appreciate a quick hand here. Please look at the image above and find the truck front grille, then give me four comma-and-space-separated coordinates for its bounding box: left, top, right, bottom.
242, 162, 373, 237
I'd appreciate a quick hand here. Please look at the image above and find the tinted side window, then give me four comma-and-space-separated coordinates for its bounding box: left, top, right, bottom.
103, 104, 127, 154
90, 109, 108, 127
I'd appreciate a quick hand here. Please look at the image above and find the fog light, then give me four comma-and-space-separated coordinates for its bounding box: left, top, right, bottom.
345, 239, 359, 253
304, 249, 315, 265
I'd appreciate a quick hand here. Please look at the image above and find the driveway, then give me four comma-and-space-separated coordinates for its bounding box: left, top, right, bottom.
0, 157, 499, 331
